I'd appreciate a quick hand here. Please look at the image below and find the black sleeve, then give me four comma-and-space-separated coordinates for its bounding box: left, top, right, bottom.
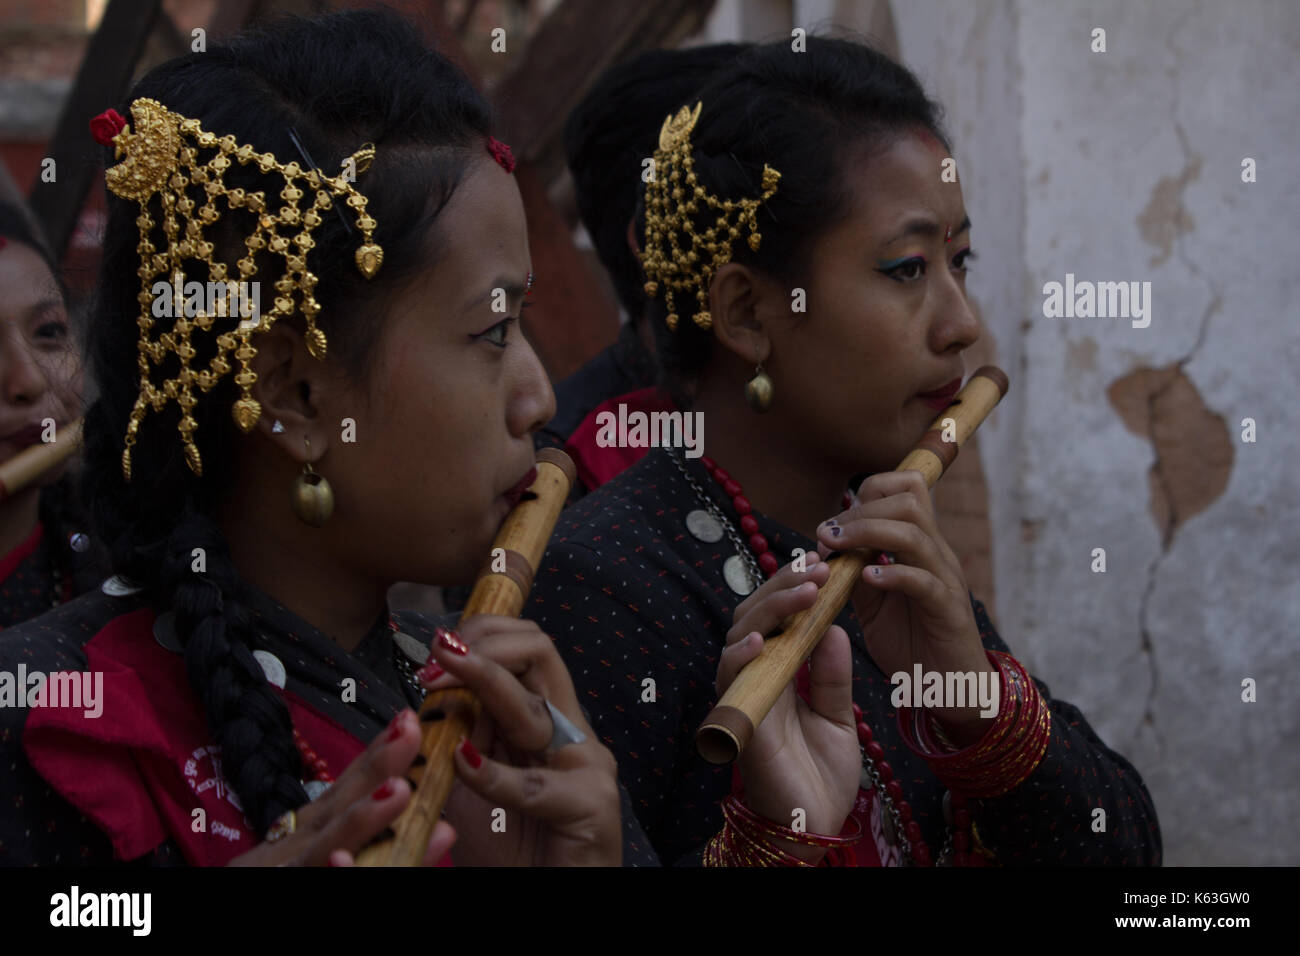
958, 595, 1163, 865
0, 647, 119, 865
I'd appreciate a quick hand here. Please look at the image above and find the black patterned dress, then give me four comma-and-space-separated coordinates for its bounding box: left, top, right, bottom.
525, 447, 1163, 866
0, 581, 657, 865
0, 523, 72, 630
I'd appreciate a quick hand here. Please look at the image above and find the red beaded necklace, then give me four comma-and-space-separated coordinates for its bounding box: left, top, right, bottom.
287, 615, 424, 795
292, 728, 333, 785
699, 454, 979, 867
285, 616, 407, 792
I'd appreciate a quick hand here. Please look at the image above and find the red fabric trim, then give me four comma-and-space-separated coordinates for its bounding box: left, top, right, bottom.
564, 387, 678, 492
0, 521, 43, 585
23, 607, 373, 865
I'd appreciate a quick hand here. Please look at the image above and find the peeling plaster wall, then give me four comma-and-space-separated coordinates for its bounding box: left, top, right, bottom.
891, 0, 1027, 709
896, 0, 1299, 864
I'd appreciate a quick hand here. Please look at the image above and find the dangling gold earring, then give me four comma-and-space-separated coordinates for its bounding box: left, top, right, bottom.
291, 436, 334, 527
745, 363, 774, 413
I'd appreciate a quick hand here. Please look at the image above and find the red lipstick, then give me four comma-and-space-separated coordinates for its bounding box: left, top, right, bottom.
0, 424, 48, 449
916, 378, 963, 411
502, 466, 537, 507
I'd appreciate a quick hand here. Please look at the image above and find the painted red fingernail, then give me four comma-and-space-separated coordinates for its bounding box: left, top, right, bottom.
459, 738, 483, 769
371, 780, 395, 801
436, 627, 468, 655
416, 661, 444, 683
385, 712, 406, 742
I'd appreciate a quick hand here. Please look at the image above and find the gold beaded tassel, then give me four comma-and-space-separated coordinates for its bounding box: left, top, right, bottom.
104, 98, 383, 481
640, 101, 780, 334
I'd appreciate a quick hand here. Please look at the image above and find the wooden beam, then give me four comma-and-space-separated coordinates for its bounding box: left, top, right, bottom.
26, 0, 165, 259
360, 0, 631, 379
494, 0, 715, 178
489, 0, 717, 376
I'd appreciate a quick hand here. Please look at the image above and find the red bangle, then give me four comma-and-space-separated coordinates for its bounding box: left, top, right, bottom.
704, 795, 863, 867
723, 794, 863, 848
897, 651, 1052, 798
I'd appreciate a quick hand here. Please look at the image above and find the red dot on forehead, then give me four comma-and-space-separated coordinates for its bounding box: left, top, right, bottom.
909, 126, 946, 156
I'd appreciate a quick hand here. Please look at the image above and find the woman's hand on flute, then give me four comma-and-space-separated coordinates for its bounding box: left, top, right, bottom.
228, 708, 457, 866
717, 553, 860, 863
816, 469, 995, 747
420, 615, 622, 866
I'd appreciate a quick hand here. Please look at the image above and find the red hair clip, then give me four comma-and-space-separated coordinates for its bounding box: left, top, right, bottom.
90, 108, 127, 147
487, 135, 516, 174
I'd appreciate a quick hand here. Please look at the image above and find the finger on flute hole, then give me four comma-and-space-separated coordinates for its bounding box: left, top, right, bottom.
790, 548, 821, 570
457, 737, 484, 770
722, 631, 754, 658
417, 658, 463, 690
732, 633, 763, 663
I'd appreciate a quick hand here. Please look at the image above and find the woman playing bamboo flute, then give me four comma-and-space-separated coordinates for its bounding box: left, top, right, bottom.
0, 11, 627, 867
519, 37, 1162, 866
0, 204, 102, 627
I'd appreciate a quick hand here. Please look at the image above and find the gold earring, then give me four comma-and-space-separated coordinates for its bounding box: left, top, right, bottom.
745, 363, 774, 413
291, 436, 334, 527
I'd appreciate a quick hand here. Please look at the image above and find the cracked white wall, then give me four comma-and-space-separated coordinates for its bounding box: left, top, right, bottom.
895, 0, 1299, 864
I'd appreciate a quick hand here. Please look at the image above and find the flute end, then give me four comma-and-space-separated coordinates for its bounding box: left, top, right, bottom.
696, 706, 752, 764
971, 365, 1009, 399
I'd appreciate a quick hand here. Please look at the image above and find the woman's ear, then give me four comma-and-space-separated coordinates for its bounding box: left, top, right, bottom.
246, 323, 338, 464
709, 262, 773, 366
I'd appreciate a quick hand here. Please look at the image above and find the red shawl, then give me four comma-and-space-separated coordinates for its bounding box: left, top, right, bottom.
23, 607, 367, 865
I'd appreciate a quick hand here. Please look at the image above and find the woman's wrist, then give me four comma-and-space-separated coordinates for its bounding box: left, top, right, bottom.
897, 650, 1052, 799
704, 794, 859, 867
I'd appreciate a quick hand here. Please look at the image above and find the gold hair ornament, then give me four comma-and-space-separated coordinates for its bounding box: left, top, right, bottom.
640, 101, 780, 332
101, 97, 382, 480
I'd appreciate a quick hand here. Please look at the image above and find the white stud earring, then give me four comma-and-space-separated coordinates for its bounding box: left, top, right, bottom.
271, 420, 285, 434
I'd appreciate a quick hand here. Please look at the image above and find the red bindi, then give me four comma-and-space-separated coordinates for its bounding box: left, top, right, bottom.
486, 135, 516, 174
911, 125, 946, 156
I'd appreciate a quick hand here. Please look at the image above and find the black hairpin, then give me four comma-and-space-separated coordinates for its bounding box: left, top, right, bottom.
286, 126, 355, 237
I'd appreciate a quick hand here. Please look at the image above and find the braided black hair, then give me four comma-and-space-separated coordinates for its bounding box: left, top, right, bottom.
634, 36, 951, 404
80, 10, 492, 835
